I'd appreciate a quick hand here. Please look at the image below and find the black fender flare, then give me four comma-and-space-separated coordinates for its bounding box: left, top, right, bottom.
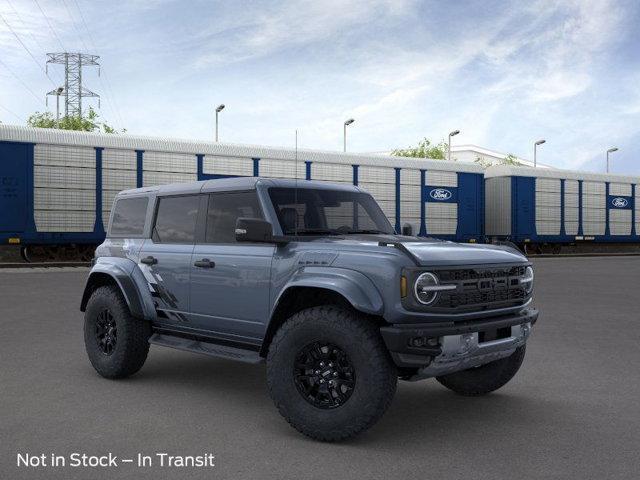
80, 259, 156, 321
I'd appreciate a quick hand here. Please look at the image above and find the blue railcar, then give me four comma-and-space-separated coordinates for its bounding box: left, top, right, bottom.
485, 165, 640, 253
0, 125, 484, 260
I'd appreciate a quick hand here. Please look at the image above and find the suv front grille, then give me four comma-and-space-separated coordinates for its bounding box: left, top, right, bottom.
433, 266, 528, 311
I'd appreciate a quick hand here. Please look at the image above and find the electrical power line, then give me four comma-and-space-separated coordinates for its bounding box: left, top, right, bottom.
60, 0, 90, 52
0, 57, 46, 105
5, 0, 65, 86
0, 12, 57, 88
33, 0, 66, 52
69, 0, 125, 128
0, 102, 24, 122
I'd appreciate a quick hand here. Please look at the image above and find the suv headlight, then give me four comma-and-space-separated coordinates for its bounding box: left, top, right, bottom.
522, 266, 534, 294
414, 272, 451, 305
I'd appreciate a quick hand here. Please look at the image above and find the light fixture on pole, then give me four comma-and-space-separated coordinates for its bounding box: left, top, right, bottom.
606, 147, 618, 173
45, 86, 65, 127
448, 130, 460, 161
533, 139, 546, 167
343, 118, 355, 152
215, 104, 225, 142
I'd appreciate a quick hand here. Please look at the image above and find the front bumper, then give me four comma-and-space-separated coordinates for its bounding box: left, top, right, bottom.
380, 308, 538, 376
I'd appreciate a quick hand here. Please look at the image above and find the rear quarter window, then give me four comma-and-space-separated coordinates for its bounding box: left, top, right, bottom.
109, 197, 149, 237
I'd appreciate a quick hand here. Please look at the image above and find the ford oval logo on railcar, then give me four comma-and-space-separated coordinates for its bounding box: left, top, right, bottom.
429, 188, 453, 201
611, 197, 629, 208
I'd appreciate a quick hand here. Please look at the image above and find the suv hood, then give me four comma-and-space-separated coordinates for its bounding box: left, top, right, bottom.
400, 241, 527, 266
321, 234, 527, 266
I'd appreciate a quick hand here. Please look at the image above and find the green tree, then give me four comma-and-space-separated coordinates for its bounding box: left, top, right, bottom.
27, 107, 124, 133
474, 153, 523, 169
391, 138, 449, 160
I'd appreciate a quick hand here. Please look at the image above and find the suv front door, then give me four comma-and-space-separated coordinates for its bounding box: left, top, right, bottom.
138, 194, 200, 323
189, 191, 274, 344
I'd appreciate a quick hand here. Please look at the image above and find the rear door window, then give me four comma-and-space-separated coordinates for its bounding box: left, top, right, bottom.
152, 195, 200, 244
109, 197, 149, 236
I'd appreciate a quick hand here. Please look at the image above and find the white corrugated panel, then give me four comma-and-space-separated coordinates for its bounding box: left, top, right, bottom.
426, 170, 457, 187
609, 183, 632, 196
426, 203, 457, 235
581, 181, 606, 235
359, 182, 395, 201
34, 189, 95, 211
259, 159, 306, 179
484, 177, 511, 236
358, 166, 395, 184
103, 148, 136, 170
144, 151, 197, 173
33, 144, 96, 232
564, 180, 580, 234
143, 171, 196, 187
535, 178, 560, 235
401, 169, 421, 185
1, 124, 484, 174
34, 210, 95, 232
103, 169, 137, 191
34, 144, 95, 168
312, 163, 353, 183
610, 209, 632, 235
203, 155, 253, 176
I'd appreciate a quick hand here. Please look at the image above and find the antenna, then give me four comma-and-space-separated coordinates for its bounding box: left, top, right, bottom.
294, 129, 298, 237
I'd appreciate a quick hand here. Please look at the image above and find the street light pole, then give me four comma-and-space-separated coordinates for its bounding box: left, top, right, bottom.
55, 87, 63, 127
606, 147, 618, 173
448, 130, 460, 161
343, 118, 355, 152
215, 104, 225, 142
534, 139, 546, 167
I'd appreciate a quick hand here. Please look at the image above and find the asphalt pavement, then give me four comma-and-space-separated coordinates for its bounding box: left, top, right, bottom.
1, 257, 639, 480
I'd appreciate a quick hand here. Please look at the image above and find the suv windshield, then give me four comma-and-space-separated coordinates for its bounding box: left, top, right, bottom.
268, 187, 394, 236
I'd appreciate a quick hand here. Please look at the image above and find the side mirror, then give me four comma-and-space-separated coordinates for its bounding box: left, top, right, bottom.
401, 223, 413, 236
235, 218, 273, 243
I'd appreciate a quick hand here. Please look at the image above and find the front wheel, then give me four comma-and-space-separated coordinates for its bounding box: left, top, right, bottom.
266, 306, 397, 442
436, 345, 526, 396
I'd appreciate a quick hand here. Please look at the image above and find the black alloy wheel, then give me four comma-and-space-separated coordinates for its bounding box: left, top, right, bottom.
95, 309, 118, 355
293, 342, 356, 409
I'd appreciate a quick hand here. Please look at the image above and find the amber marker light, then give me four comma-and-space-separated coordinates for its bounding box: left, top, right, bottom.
400, 275, 408, 298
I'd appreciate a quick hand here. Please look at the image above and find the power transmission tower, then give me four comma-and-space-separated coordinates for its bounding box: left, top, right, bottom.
46, 53, 100, 118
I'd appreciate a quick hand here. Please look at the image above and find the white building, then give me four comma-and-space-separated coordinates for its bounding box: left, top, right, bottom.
369, 145, 553, 169
450, 145, 552, 169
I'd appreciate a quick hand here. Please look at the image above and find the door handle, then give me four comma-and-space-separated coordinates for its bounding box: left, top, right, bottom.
140, 256, 157, 265
194, 258, 215, 268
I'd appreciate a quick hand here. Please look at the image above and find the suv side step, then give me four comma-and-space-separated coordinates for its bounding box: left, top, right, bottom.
149, 333, 264, 364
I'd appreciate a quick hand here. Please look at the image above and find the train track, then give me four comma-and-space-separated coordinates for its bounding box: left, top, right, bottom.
0, 261, 91, 269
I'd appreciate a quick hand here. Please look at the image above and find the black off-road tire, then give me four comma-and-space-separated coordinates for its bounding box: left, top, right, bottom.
84, 285, 151, 379
266, 306, 397, 442
436, 345, 526, 396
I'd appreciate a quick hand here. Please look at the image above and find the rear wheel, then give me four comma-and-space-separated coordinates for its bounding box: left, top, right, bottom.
266, 306, 397, 442
84, 285, 151, 379
436, 345, 526, 396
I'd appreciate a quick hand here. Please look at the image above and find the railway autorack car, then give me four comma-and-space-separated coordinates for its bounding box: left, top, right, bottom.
485, 165, 640, 254
0, 125, 484, 261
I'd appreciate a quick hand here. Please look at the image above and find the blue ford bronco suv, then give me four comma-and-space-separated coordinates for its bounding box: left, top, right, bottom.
81, 177, 537, 441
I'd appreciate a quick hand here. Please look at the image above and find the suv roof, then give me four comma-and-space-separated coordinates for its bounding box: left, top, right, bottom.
117, 177, 362, 197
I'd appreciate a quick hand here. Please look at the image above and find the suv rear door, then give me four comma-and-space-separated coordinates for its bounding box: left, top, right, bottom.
188, 190, 274, 343
138, 194, 201, 322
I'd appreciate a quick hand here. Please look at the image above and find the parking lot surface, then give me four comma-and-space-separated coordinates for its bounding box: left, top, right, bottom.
1, 257, 639, 479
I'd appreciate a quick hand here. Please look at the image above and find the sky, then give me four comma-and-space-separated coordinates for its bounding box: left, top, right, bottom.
1, 0, 639, 174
